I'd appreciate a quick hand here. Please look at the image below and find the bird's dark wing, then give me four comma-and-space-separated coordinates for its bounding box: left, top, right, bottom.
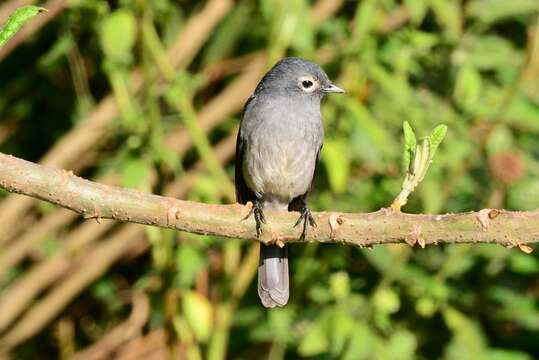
235, 95, 257, 205
288, 145, 322, 211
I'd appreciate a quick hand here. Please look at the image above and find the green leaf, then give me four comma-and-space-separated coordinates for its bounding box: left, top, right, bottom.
352, 0, 377, 48
289, 0, 314, 53
487, 349, 534, 360
342, 323, 374, 360
330, 309, 356, 356
412, 137, 430, 181
202, 3, 251, 65
428, 124, 447, 162
402, 121, 417, 173
373, 287, 400, 314
329, 271, 350, 300
176, 245, 206, 288
509, 253, 539, 274
183, 291, 213, 343
322, 139, 350, 194
443, 307, 487, 359
405, 0, 428, 25
268, 307, 294, 342
385, 329, 417, 360
0, 6, 46, 49
416, 297, 437, 317
507, 179, 539, 210
455, 35, 522, 71
489, 287, 539, 330
454, 64, 482, 112
298, 313, 330, 356
428, 0, 462, 41
466, 0, 539, 24
485, 125, 514, 156
99, 9, 137, 63
121, 157, 150, 190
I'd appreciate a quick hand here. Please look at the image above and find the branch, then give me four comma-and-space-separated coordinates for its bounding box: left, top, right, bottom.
1, 153, 538, 249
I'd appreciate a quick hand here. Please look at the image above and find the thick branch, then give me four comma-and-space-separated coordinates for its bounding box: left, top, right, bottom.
0, 152, 538, 248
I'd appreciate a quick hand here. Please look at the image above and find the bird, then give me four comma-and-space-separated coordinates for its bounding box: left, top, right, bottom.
235, 57, 344, 308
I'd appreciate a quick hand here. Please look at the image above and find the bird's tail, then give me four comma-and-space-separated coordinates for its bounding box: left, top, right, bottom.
258, 243, 289, 308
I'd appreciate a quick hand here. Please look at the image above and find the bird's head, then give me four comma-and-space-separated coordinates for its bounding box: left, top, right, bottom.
256, 57, 344, 99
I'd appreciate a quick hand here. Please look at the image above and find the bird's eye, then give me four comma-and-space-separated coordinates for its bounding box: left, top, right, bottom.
302, 80, 313, 88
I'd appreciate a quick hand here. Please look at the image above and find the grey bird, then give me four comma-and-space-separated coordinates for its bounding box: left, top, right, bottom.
235, 57, 344, 308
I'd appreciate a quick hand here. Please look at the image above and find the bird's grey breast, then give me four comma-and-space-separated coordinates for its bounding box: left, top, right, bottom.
241, 94, 323, 206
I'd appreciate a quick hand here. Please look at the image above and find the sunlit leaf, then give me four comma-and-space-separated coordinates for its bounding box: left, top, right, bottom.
0, 6, 46, 49
99, 9, 137, 63
428, 124, 447, 162
183, 291, 213, 343
454, 64, 482, 112
322, 139, 350, 194
298, 315, 330, 356
402, 121, 417, 172
176, 245, 206, 288
329, 271, 350, 300
466, 0, 539, 24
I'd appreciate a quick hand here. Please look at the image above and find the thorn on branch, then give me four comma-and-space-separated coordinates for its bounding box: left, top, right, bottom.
242, 201, 253, 218
507, 236, 534, 254
406, 224, 425, 248
488, 209, 500, 219
519, 244, 533, 254
60, 169, 74, 186
328, 213, 345, 238
82, 205, 101, 223
166, 204, 180, 226
476, 209, 492, 231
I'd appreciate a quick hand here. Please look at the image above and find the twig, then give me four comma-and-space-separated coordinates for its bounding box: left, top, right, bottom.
0, 225, 145, 351
0, 219, 115, 333
309, 0, 343, 26
379, 5, 411, 34
0, 120, 18, 145
201, 52, 262, 83
115, 328, 168, 360
0, 152, 538, 248
166, 0, 233, 69
207, 243, 259, 360
72, 292, 150, 360
0, 209, 77, 279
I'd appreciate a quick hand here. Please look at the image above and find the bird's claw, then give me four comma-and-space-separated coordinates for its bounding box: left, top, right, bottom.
294, 208, 316, 240
242, 201, 266, 237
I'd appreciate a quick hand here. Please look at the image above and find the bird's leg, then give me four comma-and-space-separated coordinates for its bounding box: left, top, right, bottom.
242, 199, 266, 237
293, 205, 317, 241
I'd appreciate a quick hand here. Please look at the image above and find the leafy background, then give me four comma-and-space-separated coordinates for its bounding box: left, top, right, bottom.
0, 0, 539, 359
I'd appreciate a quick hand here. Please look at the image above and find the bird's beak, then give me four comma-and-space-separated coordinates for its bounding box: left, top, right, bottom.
323, 83, 345, 94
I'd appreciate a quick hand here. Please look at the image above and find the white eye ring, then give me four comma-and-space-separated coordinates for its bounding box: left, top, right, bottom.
299, 76, 318, 92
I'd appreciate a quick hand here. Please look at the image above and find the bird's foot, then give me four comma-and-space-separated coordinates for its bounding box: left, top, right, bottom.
294, 207, 316, 241
242, 201, 266, 237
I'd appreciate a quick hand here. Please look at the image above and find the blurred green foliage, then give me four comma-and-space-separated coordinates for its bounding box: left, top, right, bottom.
1, 0, 539, 359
